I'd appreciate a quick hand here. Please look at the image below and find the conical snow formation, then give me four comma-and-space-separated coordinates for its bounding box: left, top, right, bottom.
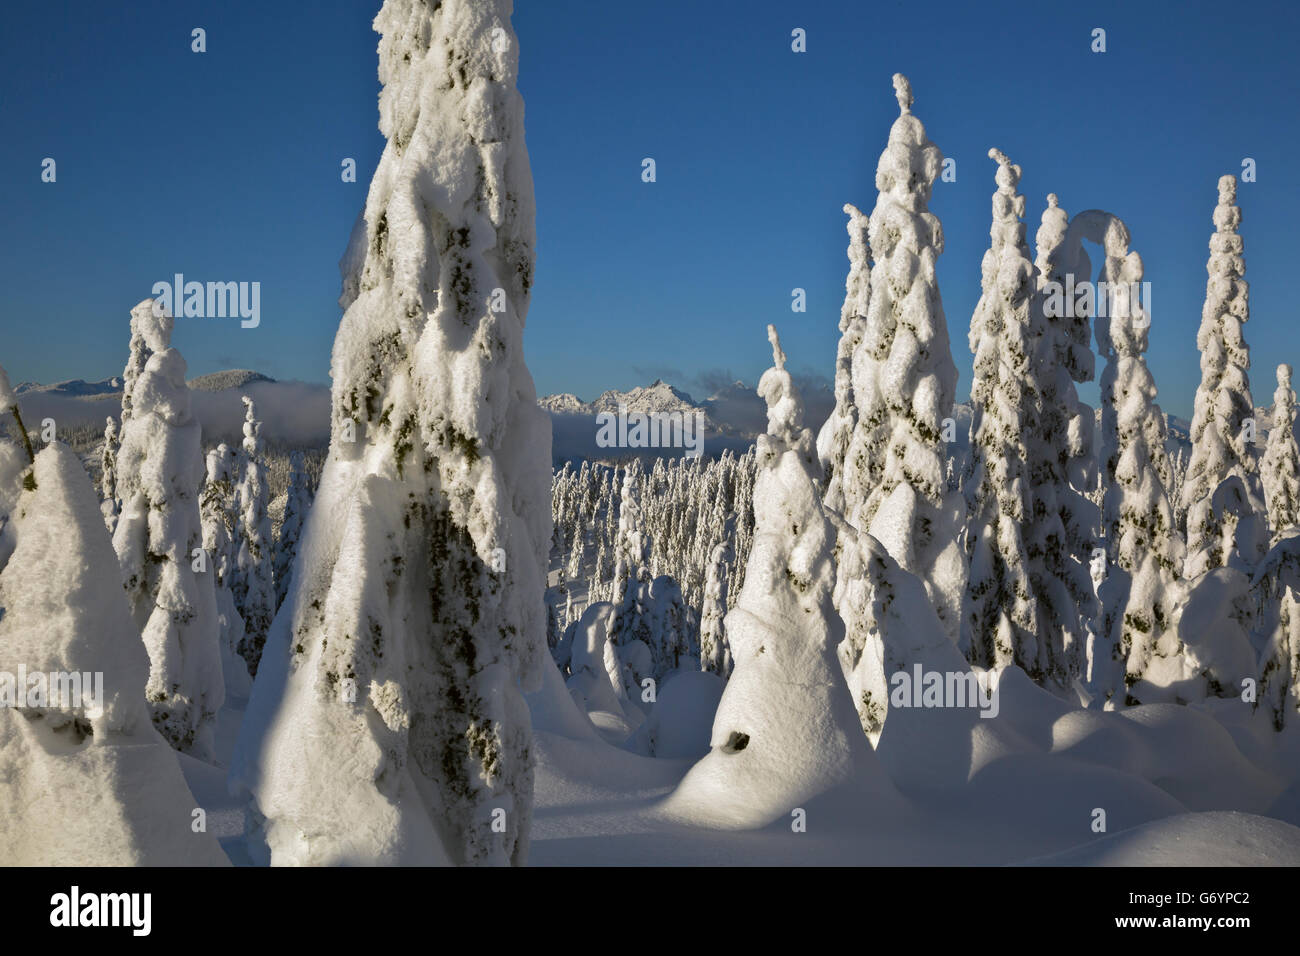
231, 0, 551, 866
1263, 364, 1300, 536
1182, 175, 1266, 576
835, 75, 963, 642
0, 443, 228, 865
818, 202, 871, 514
662, 326, 889, 829
962, 149, 1039, 675
112, 299, 224, 759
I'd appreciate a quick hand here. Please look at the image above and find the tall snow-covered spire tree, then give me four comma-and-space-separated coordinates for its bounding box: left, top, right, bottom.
818, 202, 871, 514
234, 396, 274, 674
1263, 364, 1300, 536
201, 443, 250, 695
1182, 175, 1266, 576
231, 0, 552, 866
663, 327, 890, 828
962, 149, 1039, 675
112, 299, 224, 758
835, 74, 963, 641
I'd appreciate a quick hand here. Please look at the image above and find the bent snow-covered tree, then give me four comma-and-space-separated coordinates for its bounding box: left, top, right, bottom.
231, 0, 551, 866
834, 75, 963, 642
111, 300, 223, 759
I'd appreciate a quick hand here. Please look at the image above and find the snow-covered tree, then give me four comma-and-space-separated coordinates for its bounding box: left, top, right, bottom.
0, 441, 228, 865
1263, 364, 1300, 537
230, 0, 552, 866
818, 202, 871, 514
962, 149, 1039, 675
273, 450, 310, 611
1182, 175, 1266, 577
100, 416, 120, 532
201, 443, 250, 696
1087, 218, 1185, 706
1026, 192, 1101, 684
233, 397, 274, 675
834, 75, 963, 641
112, 299, 224, 759
663, 326, 890, 828
699, 541, 732, 676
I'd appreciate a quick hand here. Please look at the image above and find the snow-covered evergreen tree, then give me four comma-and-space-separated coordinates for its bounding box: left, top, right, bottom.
0, 441, 228, 865
663, 326, 890, 828
818, 202, 871, 514
201, 443, 250, 695
1088, 218, 1185, 705
835, 75, 963, 641
1263, 364, 1300, 537
112, 299, 224, 758
699, 541, 732, 676
234, 396, 274, 675
231, 0, 551, 866
273, 450, 310, 611
962, 149, 1039, 675
100, 416, 120, 532
1182, 175, 1266, 576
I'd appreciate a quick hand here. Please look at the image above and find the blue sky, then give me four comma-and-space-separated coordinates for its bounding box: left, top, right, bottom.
2, 0, 1297, 419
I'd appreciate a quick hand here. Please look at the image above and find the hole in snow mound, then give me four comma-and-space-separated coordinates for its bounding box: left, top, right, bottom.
722, 731, 749, 754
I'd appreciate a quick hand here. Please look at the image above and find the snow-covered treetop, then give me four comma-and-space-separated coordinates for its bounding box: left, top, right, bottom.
892, 73, 913, 114
132, 298, 173, 353
241, 395, 263, 460
758, 325, 803, 445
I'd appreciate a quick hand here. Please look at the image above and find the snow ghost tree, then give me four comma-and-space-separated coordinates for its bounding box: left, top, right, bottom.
0, 442, 228, 865
1263, 364, 1300, 536
273, 450, 311, 611
231, 0, 551, 866
962, 149, 1039, 676
1182, 175, 1266, 577
234, 397, 274, 674
698, 541, 733, 677
100, 416, 120, 533
663, 326, 890, 828
818, 202, 871, 515
834, 75, 963, 642
111, 299, 223, 759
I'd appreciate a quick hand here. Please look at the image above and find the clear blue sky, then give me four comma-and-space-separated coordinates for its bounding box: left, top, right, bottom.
2, 0, 1297, 419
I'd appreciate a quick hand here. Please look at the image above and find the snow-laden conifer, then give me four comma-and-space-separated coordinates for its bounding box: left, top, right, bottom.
231, 0, 551, 866
836, 75, 963, 641
111, 299, 223, 758
1182, 176, 1266, 576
